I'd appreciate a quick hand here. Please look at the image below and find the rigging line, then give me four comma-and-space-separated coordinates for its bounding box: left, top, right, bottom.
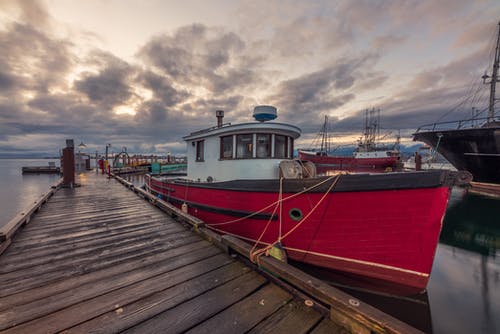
434, 25, 498, 123
249, 193, 281, 264
435, 77, 479, 121
250, 173, 342, 261
278, 177, 283, 241
281, 175, 340, 240
207, 174, 340, 227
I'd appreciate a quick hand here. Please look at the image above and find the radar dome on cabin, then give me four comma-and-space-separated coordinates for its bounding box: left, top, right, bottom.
253, 105, 277, 122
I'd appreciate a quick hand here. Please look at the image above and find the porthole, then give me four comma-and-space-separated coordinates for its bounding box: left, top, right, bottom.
289, 208, 303, 221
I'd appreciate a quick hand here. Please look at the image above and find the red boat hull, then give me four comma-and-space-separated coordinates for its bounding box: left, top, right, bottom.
298, 151, 400, 172
146, 172, 451, 293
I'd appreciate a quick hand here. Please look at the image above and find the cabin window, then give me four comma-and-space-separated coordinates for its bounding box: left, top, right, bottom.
256, 134, 271, 158
196, 140, 204, 161
275, 135, 288, 158
220, 135, 233, 159
236, 134, 253, 158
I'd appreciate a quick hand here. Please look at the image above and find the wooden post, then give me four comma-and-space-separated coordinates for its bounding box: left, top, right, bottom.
62, 139, 75, 188
415, 152, 422, 171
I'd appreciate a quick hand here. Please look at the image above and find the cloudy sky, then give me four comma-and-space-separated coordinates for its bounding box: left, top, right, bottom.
0, 0, 499, 156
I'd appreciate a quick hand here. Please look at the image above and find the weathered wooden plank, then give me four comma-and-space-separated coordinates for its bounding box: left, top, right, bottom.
64, 263, 257, 333
20, 208, 166, 233
310, 318, 345, 334
27, 202, 160, 223
0, 222, 183, 266
13, 209, 166, 238
0, 225, 189, 273
221, 235, 422, 334
7, 218, 173, 250
0, 234, 203, 296
0, 220, 185, 266
1, 254, 234, 333
246, 300, 323, 334
0, 241, 213, 311
123, 272, 269, 334
4, 218, 178, 255
0, 240, 12, 257
184, 283, 293, 334
0, 229, 193, 276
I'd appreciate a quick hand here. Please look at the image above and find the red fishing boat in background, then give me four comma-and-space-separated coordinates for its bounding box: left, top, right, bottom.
145, 106, 460, 294
298, 109, 402, 172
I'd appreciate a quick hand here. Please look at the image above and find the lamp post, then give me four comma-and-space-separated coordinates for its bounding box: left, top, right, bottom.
105, 143, 112, 163
105, 143, 112, 177
77, 141, 87, 171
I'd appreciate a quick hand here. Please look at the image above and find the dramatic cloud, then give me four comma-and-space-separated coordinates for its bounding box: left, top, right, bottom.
138, 24, 260, 96
0, 0, 499, 155
74, 51, 135, 110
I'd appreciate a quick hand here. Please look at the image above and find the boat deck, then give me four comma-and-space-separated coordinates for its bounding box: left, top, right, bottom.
0, 172, 342, 333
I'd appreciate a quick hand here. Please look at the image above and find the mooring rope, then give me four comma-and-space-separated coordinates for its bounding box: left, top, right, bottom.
249, 173, 343, 264
207, 174, 340, 227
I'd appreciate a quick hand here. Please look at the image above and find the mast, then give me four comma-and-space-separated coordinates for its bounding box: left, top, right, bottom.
483, 21, 500, 123
320, 115, 328, 153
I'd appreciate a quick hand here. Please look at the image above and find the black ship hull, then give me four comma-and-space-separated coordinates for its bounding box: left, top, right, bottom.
413, 125, 500, 184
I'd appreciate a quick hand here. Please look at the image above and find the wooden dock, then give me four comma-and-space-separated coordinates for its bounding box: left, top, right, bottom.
0, 172, 421, 334
469, 181, 500, 198
21, 166, 60, 174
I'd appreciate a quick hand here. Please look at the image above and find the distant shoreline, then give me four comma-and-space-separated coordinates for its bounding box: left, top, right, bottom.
0, 156, 59, 159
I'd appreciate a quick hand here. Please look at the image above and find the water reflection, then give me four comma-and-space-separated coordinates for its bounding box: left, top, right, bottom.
441, 192, 500, 256
123, 174, 146, 187
0, 159, 61, 226
429, 192, 500, 334
342, 287, 433, 334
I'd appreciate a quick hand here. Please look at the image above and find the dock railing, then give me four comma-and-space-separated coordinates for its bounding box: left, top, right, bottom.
111, 172, 423, 334
0, 178, 63, 255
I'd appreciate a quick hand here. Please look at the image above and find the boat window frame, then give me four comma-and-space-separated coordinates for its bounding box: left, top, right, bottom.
195, 140, 205, 162
218, 132, 294, 160
256, 133, 272, 158
274, 134, 288, 159
236, 133, 253, 159
220, 135, 234, 159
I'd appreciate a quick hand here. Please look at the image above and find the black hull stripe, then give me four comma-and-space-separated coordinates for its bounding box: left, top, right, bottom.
153, 170, 453, 193
147, 185, 277, 221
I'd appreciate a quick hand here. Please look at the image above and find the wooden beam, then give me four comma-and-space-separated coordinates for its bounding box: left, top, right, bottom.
220, 235, 423, 334
0, 179, 62, 248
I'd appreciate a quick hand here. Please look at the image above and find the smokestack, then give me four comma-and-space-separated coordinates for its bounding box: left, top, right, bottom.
216, 110, 224, 127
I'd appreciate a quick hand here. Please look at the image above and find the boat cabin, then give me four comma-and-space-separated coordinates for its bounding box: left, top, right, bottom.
183, 106, 301, 182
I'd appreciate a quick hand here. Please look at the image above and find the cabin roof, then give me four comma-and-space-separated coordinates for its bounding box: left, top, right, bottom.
183, 121, 301, 141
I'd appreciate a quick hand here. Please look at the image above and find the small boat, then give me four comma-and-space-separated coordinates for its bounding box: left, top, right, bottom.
298, 109, 401, 172
413, 22, 500, 184
146, 106, 459, 293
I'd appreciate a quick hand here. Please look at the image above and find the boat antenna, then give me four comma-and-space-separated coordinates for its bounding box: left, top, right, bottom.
482, 21, 500, 123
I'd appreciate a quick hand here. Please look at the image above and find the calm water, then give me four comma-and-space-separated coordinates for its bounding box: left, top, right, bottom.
1, 160, 499, 333
0, 159, 61, 226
